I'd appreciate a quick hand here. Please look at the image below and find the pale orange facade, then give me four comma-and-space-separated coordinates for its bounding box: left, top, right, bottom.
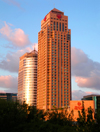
69, 100, 95, 121
18, 50, 37, 106
37, 8, 71, 110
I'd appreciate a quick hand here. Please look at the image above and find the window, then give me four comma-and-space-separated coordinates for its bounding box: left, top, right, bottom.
57, 22, 58, 31
59, 23, 61, 31
62, 23, 64, 31
54, 22, 55, 30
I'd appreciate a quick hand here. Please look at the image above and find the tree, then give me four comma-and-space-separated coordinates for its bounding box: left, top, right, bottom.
77, 101, 95, 132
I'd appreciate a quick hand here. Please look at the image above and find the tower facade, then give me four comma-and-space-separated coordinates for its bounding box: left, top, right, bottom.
37, 8, 71, 110
18, 50, 37, 106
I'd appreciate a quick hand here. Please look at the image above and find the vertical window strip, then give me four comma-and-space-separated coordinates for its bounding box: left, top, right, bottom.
62, 23, 64, 31
57, 22, 58, 31
59, 23, 61, 31
54, 21, 55, 30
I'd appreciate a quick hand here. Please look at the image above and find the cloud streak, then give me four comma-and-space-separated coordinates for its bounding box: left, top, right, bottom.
2, 0, 21, 8
0, 22, 31, 47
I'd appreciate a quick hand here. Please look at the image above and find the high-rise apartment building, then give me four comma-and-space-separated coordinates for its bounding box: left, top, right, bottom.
37, 8, 71, 110
18, 50, 37, 106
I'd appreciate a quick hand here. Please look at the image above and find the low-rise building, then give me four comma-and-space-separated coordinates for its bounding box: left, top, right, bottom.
0, 93, 17, 102
69, 100, 95, 121
82, 94, 100, 112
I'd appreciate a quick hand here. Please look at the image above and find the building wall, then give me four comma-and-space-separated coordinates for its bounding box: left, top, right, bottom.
82, 95, 100, 111
37, 8, 71, 110
69, 100, 95, 121
18, 50, 37, 106
97, 96, 100, 110
46, 100, 95, 121
0, 93, 17, 101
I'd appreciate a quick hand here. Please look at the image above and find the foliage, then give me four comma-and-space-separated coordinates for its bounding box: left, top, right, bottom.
0, 99, 100, 132
77, 101, 95, 132
94, 108, 100, 132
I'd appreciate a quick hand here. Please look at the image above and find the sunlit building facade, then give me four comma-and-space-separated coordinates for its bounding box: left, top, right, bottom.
18, 50, 37, 106
37, 8, 71, 110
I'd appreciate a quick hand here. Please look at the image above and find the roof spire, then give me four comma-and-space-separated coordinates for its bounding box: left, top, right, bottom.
54, 3, 55, 8
34, 46, 35, 51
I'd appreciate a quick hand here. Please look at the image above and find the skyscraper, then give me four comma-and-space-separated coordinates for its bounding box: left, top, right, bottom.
37, 8, 71, 110
18, 50, 37, 106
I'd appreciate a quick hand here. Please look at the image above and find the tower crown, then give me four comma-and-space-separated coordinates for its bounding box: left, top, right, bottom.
31, 49, 38, 55
50, 8, 64, 15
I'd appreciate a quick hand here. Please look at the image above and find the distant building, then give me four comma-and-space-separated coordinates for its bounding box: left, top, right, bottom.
18, 49, 37, 106
82, 94, 100, 112
0, 93, 17, 102
37, 8, 71, 110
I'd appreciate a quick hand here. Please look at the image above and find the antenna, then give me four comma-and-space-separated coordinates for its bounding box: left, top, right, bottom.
54, 3, 55, 8
34, 46, 35, 51
62, 10, 64, 12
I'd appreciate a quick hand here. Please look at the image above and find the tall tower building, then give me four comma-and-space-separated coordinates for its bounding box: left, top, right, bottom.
18, 50, 37, 106
37, 8, 71, 110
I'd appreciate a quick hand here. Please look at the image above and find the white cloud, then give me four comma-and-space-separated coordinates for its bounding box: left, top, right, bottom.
0, 90, 6, 93
72, 90, 98, 100
71, 47, 100, 90
0, 21, 31, 47
0, 44, 38, 73
0, 75, 18, 93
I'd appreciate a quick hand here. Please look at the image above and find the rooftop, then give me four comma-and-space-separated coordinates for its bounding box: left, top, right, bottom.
83, 94, 100, 98
20, 49, 38, 60
50, 8, 64, 14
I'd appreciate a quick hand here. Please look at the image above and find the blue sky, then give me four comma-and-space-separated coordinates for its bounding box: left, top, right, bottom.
0, 0, 100, 99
